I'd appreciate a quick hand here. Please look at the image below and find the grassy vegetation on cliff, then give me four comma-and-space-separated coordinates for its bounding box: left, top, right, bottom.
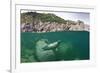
21, 12, 67, 24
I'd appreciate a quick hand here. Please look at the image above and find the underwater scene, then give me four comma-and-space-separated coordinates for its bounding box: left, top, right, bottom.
21, 31, 89, 63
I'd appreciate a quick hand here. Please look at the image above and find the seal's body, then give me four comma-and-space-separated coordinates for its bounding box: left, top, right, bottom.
42, 40, 61, 50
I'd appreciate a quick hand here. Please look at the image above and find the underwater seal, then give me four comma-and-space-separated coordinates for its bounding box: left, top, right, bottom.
42, 40, 61, 50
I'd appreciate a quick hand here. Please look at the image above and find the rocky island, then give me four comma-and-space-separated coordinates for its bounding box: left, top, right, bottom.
21, 12, 89, 32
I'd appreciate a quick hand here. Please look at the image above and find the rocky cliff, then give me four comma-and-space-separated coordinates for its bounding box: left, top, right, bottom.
21, 12, 89, 32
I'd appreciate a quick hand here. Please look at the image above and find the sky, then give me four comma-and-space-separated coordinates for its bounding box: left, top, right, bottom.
53, 12, 90, 24
21, 10, 90, 24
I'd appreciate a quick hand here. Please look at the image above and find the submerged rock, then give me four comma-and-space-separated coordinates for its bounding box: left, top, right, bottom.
57, 42, 76, 60
35, 39, 77, 61
35, 39, 56, 61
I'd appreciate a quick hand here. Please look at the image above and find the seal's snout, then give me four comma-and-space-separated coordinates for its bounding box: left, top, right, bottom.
57, 40, 61, 44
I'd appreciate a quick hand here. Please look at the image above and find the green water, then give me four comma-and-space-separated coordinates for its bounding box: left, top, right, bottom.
21, 31, 89, 63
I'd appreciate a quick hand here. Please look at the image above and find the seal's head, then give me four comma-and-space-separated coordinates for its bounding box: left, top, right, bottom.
57, 40, 61, 45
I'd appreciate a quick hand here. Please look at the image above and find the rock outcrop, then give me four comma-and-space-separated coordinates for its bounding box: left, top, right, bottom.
21, 12, 89, 32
